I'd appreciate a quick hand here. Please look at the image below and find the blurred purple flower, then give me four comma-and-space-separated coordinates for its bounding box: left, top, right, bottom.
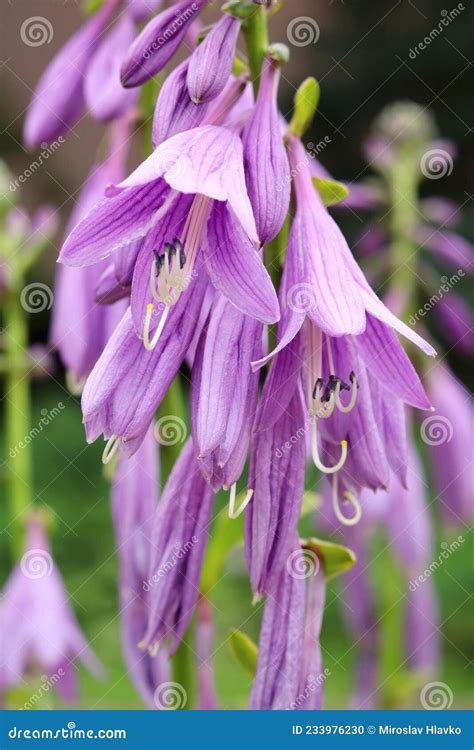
0, 513, 103, 703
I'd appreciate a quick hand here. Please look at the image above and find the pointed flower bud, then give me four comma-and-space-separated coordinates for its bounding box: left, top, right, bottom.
121, 0, 208, 88
243, 56, 291, 244
186, 14, 241, 104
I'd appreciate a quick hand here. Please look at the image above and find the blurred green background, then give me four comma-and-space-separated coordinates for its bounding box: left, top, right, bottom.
1, 0, 473, 709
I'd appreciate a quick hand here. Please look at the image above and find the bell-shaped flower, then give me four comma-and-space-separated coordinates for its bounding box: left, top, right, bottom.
121, 0, 208, 88
0, 513, 102, 703
249, 546, 306, 709
191, 294, 262, 493
141, 440, 215, 653
60, 125, 279, 358
245, 384, 306, 598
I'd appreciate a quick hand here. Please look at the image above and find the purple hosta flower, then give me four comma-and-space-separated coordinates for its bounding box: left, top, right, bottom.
414, 225, 474, 272
245, 380, 306, 598
195, 598, 218, 710
243, 57, 290, 245
294, 566, 326, 710
84, 14, 139, 123
191, 294, 262, 497
141, 440, 215, 653
0, 513, 102, 703
50, 117, 133, 388
433, 293, 474, 355
252, 134, 434, 525
60, 125, 278, 358
186, 13, 241, 104
424, 364, 473, 526
23, 0, 121, 147
82, 274, 207, 461
121, 0, 208, 88
249, 546, 306, 709
111, 427, 166, 708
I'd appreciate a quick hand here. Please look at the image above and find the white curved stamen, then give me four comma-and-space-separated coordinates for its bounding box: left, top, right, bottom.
143, 303, 170, 351
102, 434, 121, 464
336, 375, 358, 414
332, 473, 362, 526
227, 483, 254, 519
311, 420, 348, 474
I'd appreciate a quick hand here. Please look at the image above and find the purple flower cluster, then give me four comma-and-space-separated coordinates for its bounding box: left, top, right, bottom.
21, 4, 470, 711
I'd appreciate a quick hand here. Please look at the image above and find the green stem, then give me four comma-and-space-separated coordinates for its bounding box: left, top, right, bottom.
242, 4, 269, 96
387, 152, 420, 323
4, 267, 33, 559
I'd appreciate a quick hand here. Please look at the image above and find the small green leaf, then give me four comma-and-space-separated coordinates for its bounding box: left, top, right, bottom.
301, 537, 356, 581
288, 77, 320, 138
229, 629, 258, 677
232, 55, 249, 77
312, 177, 349, 206
84, 0, 105, 15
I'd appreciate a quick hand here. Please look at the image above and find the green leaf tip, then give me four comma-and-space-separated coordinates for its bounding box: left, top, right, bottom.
288, 77, 320, 138
312, 177, 350, 206
301, 537, 356, 581
229, 629, 258, 677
